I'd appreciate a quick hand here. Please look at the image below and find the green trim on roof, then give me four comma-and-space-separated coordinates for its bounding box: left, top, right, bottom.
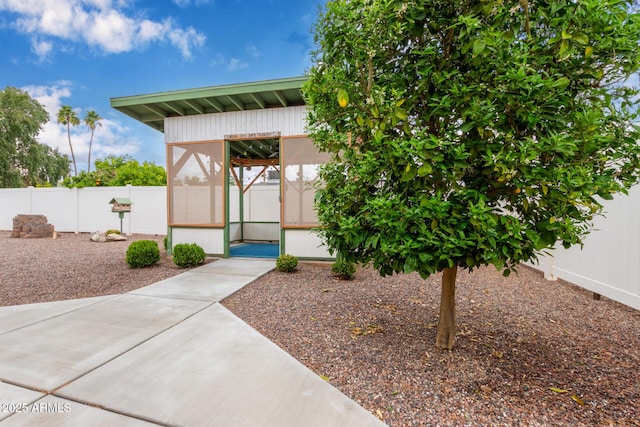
110, 76, 308, 133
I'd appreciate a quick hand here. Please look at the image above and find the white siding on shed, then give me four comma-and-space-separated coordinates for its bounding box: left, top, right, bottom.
165, 106, 307, 142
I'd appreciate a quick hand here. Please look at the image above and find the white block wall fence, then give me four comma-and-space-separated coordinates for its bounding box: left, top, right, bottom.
1, 184, 638, 312
0, 185, 167, 236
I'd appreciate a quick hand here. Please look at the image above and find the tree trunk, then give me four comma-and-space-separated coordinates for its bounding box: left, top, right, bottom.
87, 130, 94, 173
67, 125, 77, 176
435, 266, 457, 350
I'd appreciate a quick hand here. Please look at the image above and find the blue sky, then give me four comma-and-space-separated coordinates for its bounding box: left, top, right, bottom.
0, 0, 326, 172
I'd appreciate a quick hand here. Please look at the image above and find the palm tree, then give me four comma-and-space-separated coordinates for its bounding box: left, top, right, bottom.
84, 110, 103, 173
57, 106, 80, 176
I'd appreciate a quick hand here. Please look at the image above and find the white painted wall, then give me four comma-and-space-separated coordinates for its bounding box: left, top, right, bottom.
171, 227, 224, 255
284, 229, 331, 259
165, 106, 307, 143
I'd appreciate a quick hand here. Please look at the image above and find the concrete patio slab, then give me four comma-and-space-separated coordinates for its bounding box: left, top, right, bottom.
0, 382, 44, 421
193, 258, 275, 277
0, 296, 113, 335
0, 294, 210, 392
57, 304, 385, 427
129, 271, 262, 302
129, 259, 275, 302
1, 395, 160, 426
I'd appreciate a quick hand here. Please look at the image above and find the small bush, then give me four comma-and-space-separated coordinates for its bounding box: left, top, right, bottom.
126, 240, 160, 268
173, 243, 206, 268
276, 254, 298, 272
105, 229, 121, 235
332, 259, 356, 280
163, 236, 168, 250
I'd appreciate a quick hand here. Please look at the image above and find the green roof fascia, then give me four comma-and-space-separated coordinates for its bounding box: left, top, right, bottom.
110, 76, 308, 108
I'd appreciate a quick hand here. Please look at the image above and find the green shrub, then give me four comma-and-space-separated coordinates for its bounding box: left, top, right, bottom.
126, 240, 160, 268
173, 243, 206, 268
163, 236, 168, 250
332, 259, 356, 280
276, 254, 298, 272
105, 229, 121, 235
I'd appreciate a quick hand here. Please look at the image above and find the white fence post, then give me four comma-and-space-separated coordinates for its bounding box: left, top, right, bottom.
74, 187, 80, 234
127, 184, 133, 236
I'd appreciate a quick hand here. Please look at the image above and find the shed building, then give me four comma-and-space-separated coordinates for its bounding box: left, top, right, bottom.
111, 77, 331, 259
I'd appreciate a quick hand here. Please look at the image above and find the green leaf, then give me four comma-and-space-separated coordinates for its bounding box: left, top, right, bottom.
558, 39, 571, 58
460, 122, 474, 133
472, 39, 486, 56
418, 164, 432, 176
502, 30, 514, 41
395, 108, 408, 120
550, 77, 571, 90
550, 387, 569, 394
572, 33, 589, 45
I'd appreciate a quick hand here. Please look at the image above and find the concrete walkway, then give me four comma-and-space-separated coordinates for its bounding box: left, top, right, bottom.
0, 259, 386, 426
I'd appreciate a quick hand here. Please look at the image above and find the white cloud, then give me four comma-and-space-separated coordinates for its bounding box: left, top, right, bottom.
0, 0, 206, 59
85, 8, 136, 53
246, 43, 260, 58
21, 82, 145, 173
168, 25, 206, 59
227, 57, 248, 72
31, 36, 53, 61
138, 19, 168, 44
209, 53, 249, 73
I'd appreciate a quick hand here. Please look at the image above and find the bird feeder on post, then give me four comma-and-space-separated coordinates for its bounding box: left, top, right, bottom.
109, 197, 132, 234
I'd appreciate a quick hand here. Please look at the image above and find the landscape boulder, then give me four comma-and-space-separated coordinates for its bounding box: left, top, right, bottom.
90, 231, 127, 242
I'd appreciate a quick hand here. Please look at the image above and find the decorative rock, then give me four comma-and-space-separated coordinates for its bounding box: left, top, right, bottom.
90, 231, 107, 242
106, 233, 127, 241
90, 231, 127, 242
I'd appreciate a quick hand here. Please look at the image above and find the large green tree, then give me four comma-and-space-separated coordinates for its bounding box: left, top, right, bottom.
57, 105, 80, 176
0, 87, 70, 187
63, 155, 166, 187
304, 0, 640, 349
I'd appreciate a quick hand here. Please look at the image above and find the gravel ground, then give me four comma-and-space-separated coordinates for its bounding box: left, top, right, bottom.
0, 231, 204, 307
223, 263, 640, 427
2, 231, 639, 426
